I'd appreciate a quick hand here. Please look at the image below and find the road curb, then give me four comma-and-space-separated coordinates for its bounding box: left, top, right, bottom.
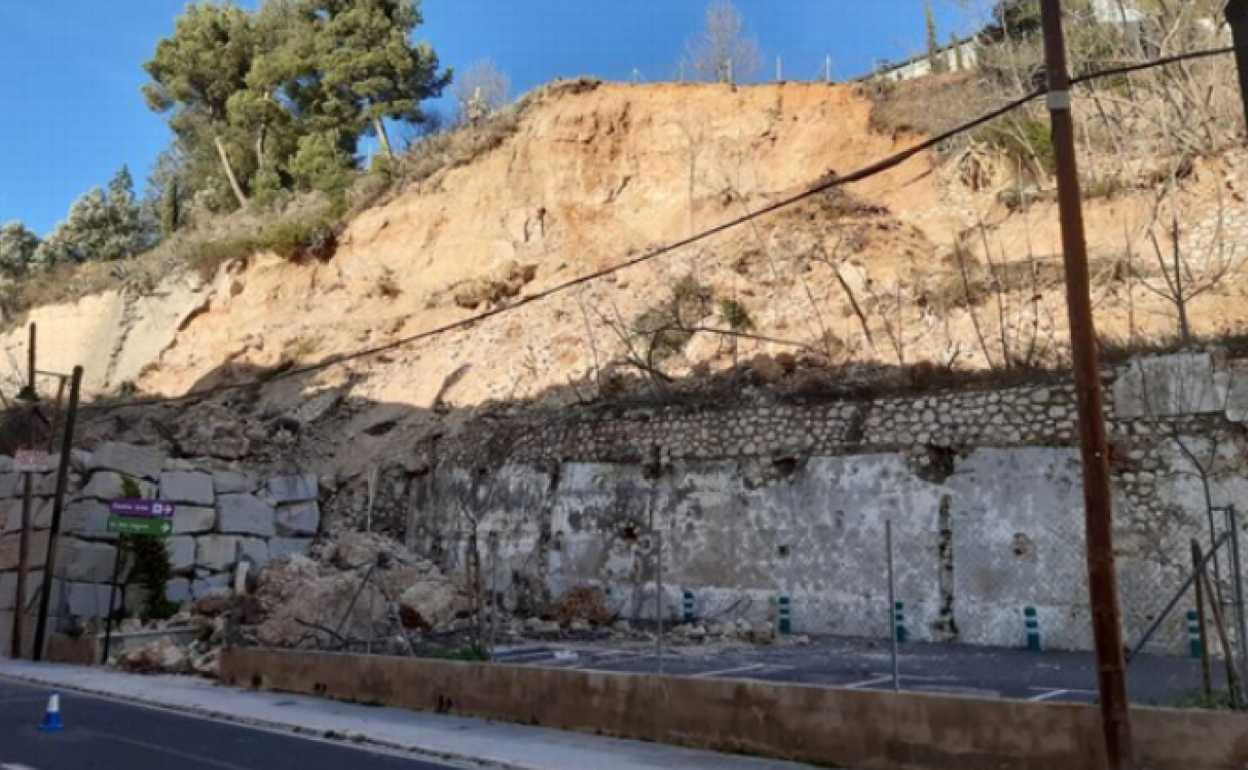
0, 667, 519, 770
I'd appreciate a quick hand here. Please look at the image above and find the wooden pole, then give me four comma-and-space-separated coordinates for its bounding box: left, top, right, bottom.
1039, 2, 1134, 767
32, 366, 82, 662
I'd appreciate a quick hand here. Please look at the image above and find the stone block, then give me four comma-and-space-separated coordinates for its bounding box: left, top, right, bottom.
0, 531, 50, 571
87, 443, 165, 482
59, 540, 118, 583
196, 536, 239, 571
66, 581, 115, 619
0, 500, 19, 533
167, 578, 192, 606
172, 506, 216, 536
217, 494, 275, 537
236, 537, 269, 567
269, 538, 312, 561
266, 474, 319, 504
0, 473, 23, 499
82, 471, 154, 501
192, 573, 231, 599
1113, 353, 1226, 419
213, 470, 257, 495
32, 499, 54, 531
275, 501, 320, 537
159, 471, 215, 507
168, 536, 196, 573
63, 500, 116, 540
0, 572, 14, 610
34, 472, 65, 496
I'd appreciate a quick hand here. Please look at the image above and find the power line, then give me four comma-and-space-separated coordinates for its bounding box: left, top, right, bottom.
82, 44, 1238, 414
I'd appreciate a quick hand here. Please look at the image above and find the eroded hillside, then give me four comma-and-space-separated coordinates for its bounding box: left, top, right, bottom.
6, 79, 1248, 477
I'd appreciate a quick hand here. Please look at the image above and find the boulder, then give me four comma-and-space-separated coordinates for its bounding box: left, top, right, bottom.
397, 579, 468, 631
328, 531, 413, 570
252, 555, 387, 648
115, 637, 189, 674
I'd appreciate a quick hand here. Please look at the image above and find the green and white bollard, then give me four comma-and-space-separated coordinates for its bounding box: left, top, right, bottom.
1187, 609, 1203, 659
1024, 606, 1041, 652
778, 594, 792, 635
894, 600, 907, 643
682, 590, 696, 623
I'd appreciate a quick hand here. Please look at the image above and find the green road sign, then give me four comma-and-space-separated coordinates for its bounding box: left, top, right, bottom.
106, 517, 173, 537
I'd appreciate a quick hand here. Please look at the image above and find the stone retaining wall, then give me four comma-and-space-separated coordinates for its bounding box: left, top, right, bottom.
0, 443, 322, 646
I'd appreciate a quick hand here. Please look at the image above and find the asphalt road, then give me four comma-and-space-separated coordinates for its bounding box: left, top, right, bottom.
0, 679, 458, 770
493, 635, 1224, 705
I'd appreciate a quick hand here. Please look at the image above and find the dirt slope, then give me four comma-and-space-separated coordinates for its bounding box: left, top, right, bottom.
42, 79, 1245, 476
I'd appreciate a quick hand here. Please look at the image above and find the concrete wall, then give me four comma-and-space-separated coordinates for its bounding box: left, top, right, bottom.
221, 648, 1248, 770
394, 352, 1248, 656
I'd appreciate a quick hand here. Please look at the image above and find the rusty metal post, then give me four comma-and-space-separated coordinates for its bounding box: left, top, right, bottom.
32, 366, 82, 662
1039, 1, 1135, 767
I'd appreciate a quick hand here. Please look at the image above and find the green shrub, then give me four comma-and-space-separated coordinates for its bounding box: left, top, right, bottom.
973, 115, 1055, 174
718, 298, 754, 332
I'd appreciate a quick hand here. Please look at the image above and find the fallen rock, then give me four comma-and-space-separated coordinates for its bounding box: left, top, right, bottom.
550, 585, 612, 627
328, 531, 414, 570
115, 637, 189, 674
397, 579, 469, 631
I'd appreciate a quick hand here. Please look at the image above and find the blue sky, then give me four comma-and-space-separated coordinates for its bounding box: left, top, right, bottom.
0, 0, 979, 236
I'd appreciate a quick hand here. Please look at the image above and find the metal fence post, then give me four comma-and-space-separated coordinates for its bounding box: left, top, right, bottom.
887, 520, 900, 692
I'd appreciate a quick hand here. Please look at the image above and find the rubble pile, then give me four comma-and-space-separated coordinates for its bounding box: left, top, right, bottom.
106, 530, 475, 675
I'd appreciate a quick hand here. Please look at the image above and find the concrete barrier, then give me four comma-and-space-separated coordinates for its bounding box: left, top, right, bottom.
220, 648, 1248, 769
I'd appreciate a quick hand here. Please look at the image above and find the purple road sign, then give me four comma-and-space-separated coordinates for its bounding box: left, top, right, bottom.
108, 500, 176, 519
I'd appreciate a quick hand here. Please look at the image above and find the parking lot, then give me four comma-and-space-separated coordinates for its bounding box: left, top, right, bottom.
493, 635, 1222, 705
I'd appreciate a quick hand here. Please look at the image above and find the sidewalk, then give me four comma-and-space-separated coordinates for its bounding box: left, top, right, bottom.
0, 660, 820, 770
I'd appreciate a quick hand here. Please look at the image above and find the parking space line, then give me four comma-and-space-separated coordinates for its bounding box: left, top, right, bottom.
496, 650, 554, 662
845, 675, 897, 689
1028, 689, 1071, 702
692, 663, 767, 678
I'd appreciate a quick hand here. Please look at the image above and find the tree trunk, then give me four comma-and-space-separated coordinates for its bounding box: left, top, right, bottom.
373, 116, 395, 160
214, 134, 249, 209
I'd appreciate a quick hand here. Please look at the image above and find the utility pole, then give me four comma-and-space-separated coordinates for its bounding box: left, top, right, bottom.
11, 323, 36, 658
1227, 0, 1248, 136
32, 366, 82, 662
1039, 2, 1135, 769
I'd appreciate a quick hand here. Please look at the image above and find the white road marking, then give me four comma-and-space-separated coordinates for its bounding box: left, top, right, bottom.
692, 663, 767, 678
3, 763, 39, 769
1028, 689, 1071, 702
845, 675, 898, 689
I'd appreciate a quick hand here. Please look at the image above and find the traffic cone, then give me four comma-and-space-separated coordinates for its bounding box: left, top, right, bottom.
37, 692, 63, 732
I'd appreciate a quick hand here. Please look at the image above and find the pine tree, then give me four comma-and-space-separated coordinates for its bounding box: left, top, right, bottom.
144, 3, 257, 208
0, 222, 40, 277
306, 0, 451, 158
